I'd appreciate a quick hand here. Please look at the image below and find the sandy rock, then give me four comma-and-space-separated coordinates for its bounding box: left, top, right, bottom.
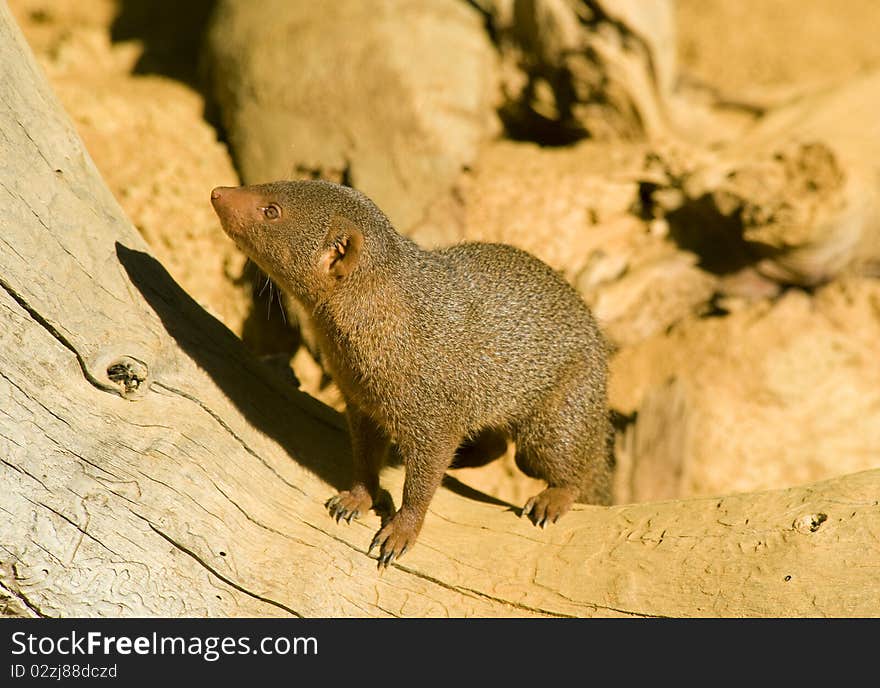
203, 0, 499, 235
583, 250, 715, 347
643, 70, 880, 287
725, 71, 880, 284
460, 141, 641, 272
612, 279, 880, 503
677, 0, 880, 103
497, 0, 676, 140
7, 0, 118, 61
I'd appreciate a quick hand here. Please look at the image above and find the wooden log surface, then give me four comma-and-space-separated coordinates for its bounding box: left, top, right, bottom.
1, 3, 878, 618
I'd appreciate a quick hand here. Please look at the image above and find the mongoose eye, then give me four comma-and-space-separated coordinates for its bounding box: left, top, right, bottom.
261, 204, 281, 220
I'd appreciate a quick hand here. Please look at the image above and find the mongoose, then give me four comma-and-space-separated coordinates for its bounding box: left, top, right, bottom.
210, 180, 612, 567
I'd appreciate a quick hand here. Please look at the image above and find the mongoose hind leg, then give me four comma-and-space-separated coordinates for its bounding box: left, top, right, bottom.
515, 443, 581, 526
515, 373, 613, 526
327, 405, 388, 524
515, 429, 612, 519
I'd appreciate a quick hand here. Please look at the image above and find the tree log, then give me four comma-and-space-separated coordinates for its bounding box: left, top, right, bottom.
0, 3, 877, 618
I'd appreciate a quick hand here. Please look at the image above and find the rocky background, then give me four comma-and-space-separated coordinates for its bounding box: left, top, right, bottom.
11, 0, 879, 507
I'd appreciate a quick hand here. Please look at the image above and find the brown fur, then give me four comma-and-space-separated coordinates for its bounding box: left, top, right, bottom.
211, 180, 612, 567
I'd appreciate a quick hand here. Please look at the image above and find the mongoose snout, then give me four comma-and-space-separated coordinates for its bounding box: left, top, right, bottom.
211, 186, 274, 241
211, 179, 612, 569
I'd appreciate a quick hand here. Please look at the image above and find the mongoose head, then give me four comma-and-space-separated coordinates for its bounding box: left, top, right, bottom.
210, 180, 395, 307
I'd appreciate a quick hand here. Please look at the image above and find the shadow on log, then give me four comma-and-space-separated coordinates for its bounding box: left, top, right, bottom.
113, 242, 348, 492
0, 3, 878, 618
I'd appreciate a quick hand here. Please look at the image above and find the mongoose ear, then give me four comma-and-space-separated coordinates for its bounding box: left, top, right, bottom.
321, 215, 364, 279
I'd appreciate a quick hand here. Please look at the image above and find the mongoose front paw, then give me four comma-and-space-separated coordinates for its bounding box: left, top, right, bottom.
326, 488, 373, 524
522, 487, 577, 528
368, 511, 421, 569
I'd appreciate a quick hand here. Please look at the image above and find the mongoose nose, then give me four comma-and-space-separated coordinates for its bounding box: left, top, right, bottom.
210, 187, 225, 202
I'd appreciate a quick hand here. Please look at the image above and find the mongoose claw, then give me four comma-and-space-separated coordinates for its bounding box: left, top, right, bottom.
369, 513, 420, 570
326, 489, 372, 524
521, 487, 576, 528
